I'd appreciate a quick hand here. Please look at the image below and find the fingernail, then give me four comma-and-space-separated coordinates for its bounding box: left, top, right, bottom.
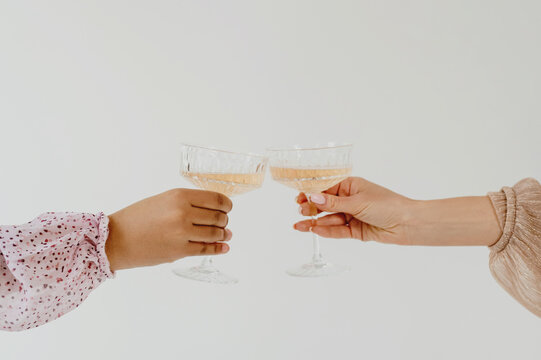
225, 229, 232, 239
221, 244, 229, 253
298, 206, 303, 214
310, 194, 326, 204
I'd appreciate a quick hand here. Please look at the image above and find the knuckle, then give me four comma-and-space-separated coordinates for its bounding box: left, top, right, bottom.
326, 196, 335, 208
222, 213, 229, 227
215, 193, 225, 206
167, 216, 184, 235
174, 209, 190, 228
216, 212, 228, 227
170, 188, 189, 206
212, 227, 225, 240
214, 211, 222, 223
355, 177, 368, 187
179, 219, 192, 233
216, 193, 232, 212
170, 188, 186, 199
175, 205, 187, 218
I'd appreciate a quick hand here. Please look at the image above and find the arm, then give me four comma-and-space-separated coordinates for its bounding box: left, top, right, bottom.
294, 177, 541, 317
1, 188, 233, 331
294, 177, 501, 246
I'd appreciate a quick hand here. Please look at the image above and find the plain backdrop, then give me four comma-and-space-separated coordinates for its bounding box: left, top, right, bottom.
1, 1, 540, 359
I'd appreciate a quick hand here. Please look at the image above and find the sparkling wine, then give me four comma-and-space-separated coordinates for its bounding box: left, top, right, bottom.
269, 167, 352, 193
183, 172, 264, 197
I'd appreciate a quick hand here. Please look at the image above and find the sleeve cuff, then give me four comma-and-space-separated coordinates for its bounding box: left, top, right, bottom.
487, 186, 517, 253
96, 212, 115, 279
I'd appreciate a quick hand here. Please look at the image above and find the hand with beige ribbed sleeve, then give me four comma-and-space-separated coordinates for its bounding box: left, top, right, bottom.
294, 177, 541, 317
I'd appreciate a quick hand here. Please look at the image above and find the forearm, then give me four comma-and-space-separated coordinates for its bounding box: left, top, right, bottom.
406, 196, 502, 246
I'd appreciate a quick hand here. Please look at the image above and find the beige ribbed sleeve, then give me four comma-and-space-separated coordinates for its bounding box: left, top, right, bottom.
488, 178, 541, 317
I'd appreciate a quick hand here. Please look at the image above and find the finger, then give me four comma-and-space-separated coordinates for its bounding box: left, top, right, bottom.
293, 219, 314, 232
297, 192, 323, 216
311, 225, 353, 239
190, 207, 228, 227
190, 226, 231, 243
298, 202, 323, 216
316, 213, 348, 226
184, 242, 230, 256
294, 213, 347, 231
308, 192, 360, 215
188, 190, 233, 213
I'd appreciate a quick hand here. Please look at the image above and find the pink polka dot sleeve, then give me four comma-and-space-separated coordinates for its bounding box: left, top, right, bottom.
0, 212, 113, 331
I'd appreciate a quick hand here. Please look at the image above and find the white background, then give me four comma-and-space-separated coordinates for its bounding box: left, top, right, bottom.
1, 1, 540, 359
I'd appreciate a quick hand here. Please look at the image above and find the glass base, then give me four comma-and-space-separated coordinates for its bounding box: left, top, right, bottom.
286, 260, 349, 278
172, 263, 238, 284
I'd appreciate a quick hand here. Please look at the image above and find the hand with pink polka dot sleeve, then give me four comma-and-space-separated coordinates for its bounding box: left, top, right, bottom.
1, 188, 234, 331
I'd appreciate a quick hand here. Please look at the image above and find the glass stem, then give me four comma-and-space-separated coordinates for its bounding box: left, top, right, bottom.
312, 217, 324, 264
200, 256, 213, 268
307, 194, 324, 265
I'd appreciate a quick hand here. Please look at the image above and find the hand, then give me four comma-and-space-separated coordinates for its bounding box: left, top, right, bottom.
294, 177, 413, 244
106, 189, 233, 271
294, 177, 501, 246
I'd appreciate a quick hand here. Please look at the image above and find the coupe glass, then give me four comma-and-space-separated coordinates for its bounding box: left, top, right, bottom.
172, 144, 267, 284
267, 144, 353, 277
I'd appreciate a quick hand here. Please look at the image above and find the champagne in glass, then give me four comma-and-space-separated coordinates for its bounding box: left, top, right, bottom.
173, 144, 268, 284
269, 167, 352, 194
267, 144, 353, 277
183, 172, 265, 197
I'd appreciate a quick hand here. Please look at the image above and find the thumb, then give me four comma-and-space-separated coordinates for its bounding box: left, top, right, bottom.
309, 193, 360, 214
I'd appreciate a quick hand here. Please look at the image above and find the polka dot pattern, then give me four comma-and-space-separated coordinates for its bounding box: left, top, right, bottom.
0, 212, 113, 331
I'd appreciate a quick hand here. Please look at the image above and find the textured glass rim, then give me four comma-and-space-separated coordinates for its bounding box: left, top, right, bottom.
181, 143, 268, 161
266, 143, 353, 152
